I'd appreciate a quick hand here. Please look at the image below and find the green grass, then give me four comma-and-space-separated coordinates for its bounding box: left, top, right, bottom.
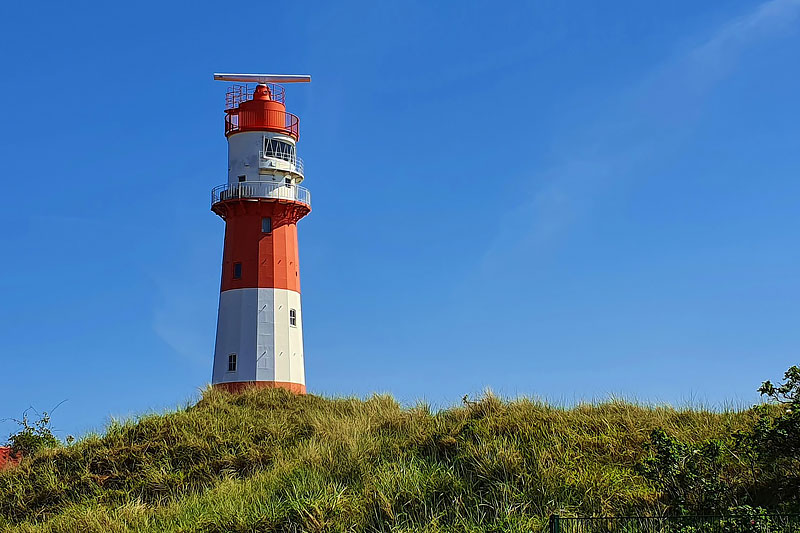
0, 389, 762, 532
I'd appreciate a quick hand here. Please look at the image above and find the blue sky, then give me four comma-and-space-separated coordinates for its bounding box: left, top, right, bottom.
1, 0, 799, 440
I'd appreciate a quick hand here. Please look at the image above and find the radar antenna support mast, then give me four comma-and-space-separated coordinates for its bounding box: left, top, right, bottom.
209, 72, 312, 395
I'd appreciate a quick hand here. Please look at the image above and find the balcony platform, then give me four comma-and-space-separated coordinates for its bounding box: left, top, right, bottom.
211, 181, 311, 211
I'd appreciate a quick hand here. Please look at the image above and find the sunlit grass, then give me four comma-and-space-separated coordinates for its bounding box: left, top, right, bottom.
0, 388, 762, 532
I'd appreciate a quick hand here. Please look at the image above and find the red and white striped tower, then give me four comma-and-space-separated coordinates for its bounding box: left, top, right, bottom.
210, 73, 311, 394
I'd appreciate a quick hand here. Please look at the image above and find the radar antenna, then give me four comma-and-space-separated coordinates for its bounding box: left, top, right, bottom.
213, 73, 311, 84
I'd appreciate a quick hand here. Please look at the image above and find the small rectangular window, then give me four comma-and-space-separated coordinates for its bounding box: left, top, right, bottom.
233, 262, 242, 279
289, 308, 297, 326
228, 353, 237, 372
238, 175, 246, 182
262, 217, 272, 233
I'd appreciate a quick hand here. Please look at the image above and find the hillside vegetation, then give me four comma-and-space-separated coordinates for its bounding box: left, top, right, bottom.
0, 379, 797, 532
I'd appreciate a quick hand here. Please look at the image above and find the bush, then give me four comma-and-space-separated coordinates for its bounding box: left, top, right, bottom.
746, 365, 800, 503
638, 428, 729, 513
638, 364, 800, 513
7, 409, 61, 457
752, 365, 800, 459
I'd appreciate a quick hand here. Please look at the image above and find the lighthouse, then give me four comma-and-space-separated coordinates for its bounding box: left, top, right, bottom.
210, 73, 311, 394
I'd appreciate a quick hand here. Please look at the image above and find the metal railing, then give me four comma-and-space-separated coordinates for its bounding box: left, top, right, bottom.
224, 109, 299, 138
211, 181, 311, 208
258, 151, 304, 176
549, 515, 800, 533
225, 83, 285, 110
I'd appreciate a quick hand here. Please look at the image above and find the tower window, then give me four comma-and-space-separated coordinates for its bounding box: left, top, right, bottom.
262, 217, 272, 233
228, 353, 237, 372
263, 137, 296, 162
289, 308, 297, 326
233, 262, 242, 279
238, 175, 246, 182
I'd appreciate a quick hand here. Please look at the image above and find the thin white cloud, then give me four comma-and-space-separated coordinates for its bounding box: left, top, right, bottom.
478, 0, 800, 270
691, 0, 800, 72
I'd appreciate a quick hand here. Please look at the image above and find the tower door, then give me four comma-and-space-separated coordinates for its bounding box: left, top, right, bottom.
255, 298, 275, 380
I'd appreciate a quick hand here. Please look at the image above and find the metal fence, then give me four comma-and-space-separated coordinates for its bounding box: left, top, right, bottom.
548, 515, 800, 533
225, 83, 286, 109
224, 109, 300, 138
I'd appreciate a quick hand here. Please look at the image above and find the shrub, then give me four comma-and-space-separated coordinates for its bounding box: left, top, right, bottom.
7, 409, 61, 457
638, 428, 729, 513
746, 366, 800, 504
752, 365, 800, 459
638, 364, 800, 513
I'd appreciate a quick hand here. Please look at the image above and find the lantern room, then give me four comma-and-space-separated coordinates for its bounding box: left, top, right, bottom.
224, 83, 300, 139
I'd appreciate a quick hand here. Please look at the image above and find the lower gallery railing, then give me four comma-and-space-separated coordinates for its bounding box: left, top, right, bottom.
211, 182, 311, 208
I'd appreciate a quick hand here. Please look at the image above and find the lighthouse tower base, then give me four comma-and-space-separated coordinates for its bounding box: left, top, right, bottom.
213, 381, 306, 394
212, 287, 305, 394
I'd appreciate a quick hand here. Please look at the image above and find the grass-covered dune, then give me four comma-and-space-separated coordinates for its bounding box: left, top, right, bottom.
0, 389, 768, 532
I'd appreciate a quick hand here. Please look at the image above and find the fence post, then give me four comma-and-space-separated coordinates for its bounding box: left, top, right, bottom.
549, 514, 560, 533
